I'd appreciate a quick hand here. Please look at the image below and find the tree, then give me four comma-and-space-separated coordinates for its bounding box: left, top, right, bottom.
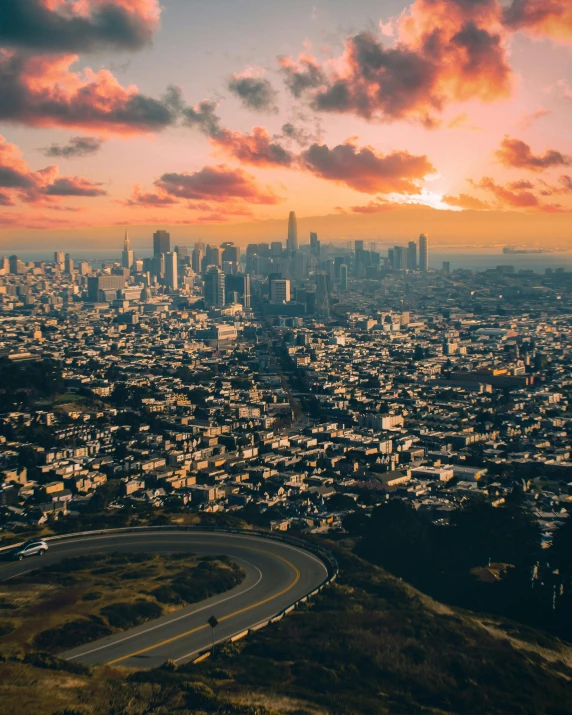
551, 512, 572, 585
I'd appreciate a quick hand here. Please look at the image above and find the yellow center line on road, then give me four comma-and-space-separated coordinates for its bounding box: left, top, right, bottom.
105, 550, 301, 667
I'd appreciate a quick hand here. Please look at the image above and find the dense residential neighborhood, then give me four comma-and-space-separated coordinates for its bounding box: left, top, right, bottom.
1, 236, 571, 554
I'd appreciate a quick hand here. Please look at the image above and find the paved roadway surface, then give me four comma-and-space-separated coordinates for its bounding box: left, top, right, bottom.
0, 530, 329, 668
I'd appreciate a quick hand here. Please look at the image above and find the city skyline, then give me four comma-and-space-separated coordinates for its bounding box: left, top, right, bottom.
0, 0, 571, 247
2, 4, 572, 711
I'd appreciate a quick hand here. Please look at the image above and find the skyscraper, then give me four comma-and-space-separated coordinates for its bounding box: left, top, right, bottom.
270, 279, 291, 303
340, 263, 348, 290
393, 246, 405, 270
204, 266, 225, 307
153, 230, 170, 257
165, 251, 178, 291
354, 240, 365, 277
315, 272, 330, 318
64, 253, 74, 276
225, 273, 251, 308
221, 242, 240, 274
287, 211, 298, 252
204, 245, 221, 270
191, 246, 203, 274
419, 233, 429, 271
310, 232, 320, 258
122, 230, 134, 269
407, 241, 417, 270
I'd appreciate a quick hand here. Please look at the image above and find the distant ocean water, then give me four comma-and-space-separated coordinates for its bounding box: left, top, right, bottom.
6, 249, 572, 273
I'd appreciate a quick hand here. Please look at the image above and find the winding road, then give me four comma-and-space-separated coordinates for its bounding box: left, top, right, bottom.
0, 529, 330, 668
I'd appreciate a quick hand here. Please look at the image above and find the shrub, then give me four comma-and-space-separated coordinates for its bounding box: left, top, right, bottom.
100, 600, 162, 629
0, 619, 16, 637
183, 681, 218, 711
22, 651, 89, 675
33, 617, 111, 652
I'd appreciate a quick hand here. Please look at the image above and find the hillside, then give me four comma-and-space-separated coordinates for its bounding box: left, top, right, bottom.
1, 546, 571, 715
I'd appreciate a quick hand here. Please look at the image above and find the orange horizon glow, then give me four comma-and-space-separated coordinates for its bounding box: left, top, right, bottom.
0, 0, 571, 245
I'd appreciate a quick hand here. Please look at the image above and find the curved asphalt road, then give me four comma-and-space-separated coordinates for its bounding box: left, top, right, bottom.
0, 530, 329, 668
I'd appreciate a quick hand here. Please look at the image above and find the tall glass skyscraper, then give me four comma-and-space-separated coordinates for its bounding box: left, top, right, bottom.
287, 211, 298, 252
153, 230, 171, 257
122, 230, 134, 269
419, 233, 429, 271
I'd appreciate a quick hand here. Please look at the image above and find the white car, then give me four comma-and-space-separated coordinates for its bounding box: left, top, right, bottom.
13, 540, 49, 561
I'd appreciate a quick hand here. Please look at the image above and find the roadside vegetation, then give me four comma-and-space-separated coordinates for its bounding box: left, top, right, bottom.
0, 552, 244, 657
1, 546, 571, 715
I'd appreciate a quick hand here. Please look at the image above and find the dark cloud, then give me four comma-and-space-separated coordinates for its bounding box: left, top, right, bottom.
0, 54, 179, 134
503, 0, 572, 42
155, 165, 281, 204
181, 100, 222, 137
182, 101, 294, 167
299, 142, 436, 193
1, 133, 106, 204
496, 137, 571, 171
279, 0, 512, 124
0, 191, 15, 206
560, 175, 572, 191
278, 54, 326, 98
124, 186, 178, 208
0, 0, 160, 53
280, 122, 317, 147
228, 74, 278, 113
44, 177, 107, 197
41, 136, 104, 158
0, 165, 36, 189
213, 127, 294, 168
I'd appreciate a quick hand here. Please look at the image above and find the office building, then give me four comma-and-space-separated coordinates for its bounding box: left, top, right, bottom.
175, 245, 189, 258
87, 275, 126, 302
271, 241, 283, 257
165, 251, 178, 291
221, 242, 240, 274
122, 230, 134, 269
270, 279, 291, 303
225, 273, 251, 308
54, 251, 64, 268
287, 211, 299, 252
419, 233, 429, 271
354, 240, 365, 277
204, 245, 221, 270
9, 255, 23, 275
221, 242, 240, 264
191, 246, 203, 274
407, 241, 417, 270
442, 261, 451, 274
340, 263, 348, 290
315, 272, 330, 317
310, 232, 320, 257
64, 253, 74, 276
393, 246, 405, 270
204, 266, 225, 307
151, 254, 165, 279
153, 230, 170, 257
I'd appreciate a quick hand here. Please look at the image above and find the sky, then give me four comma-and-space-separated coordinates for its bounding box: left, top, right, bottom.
0, 0, 572, 249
